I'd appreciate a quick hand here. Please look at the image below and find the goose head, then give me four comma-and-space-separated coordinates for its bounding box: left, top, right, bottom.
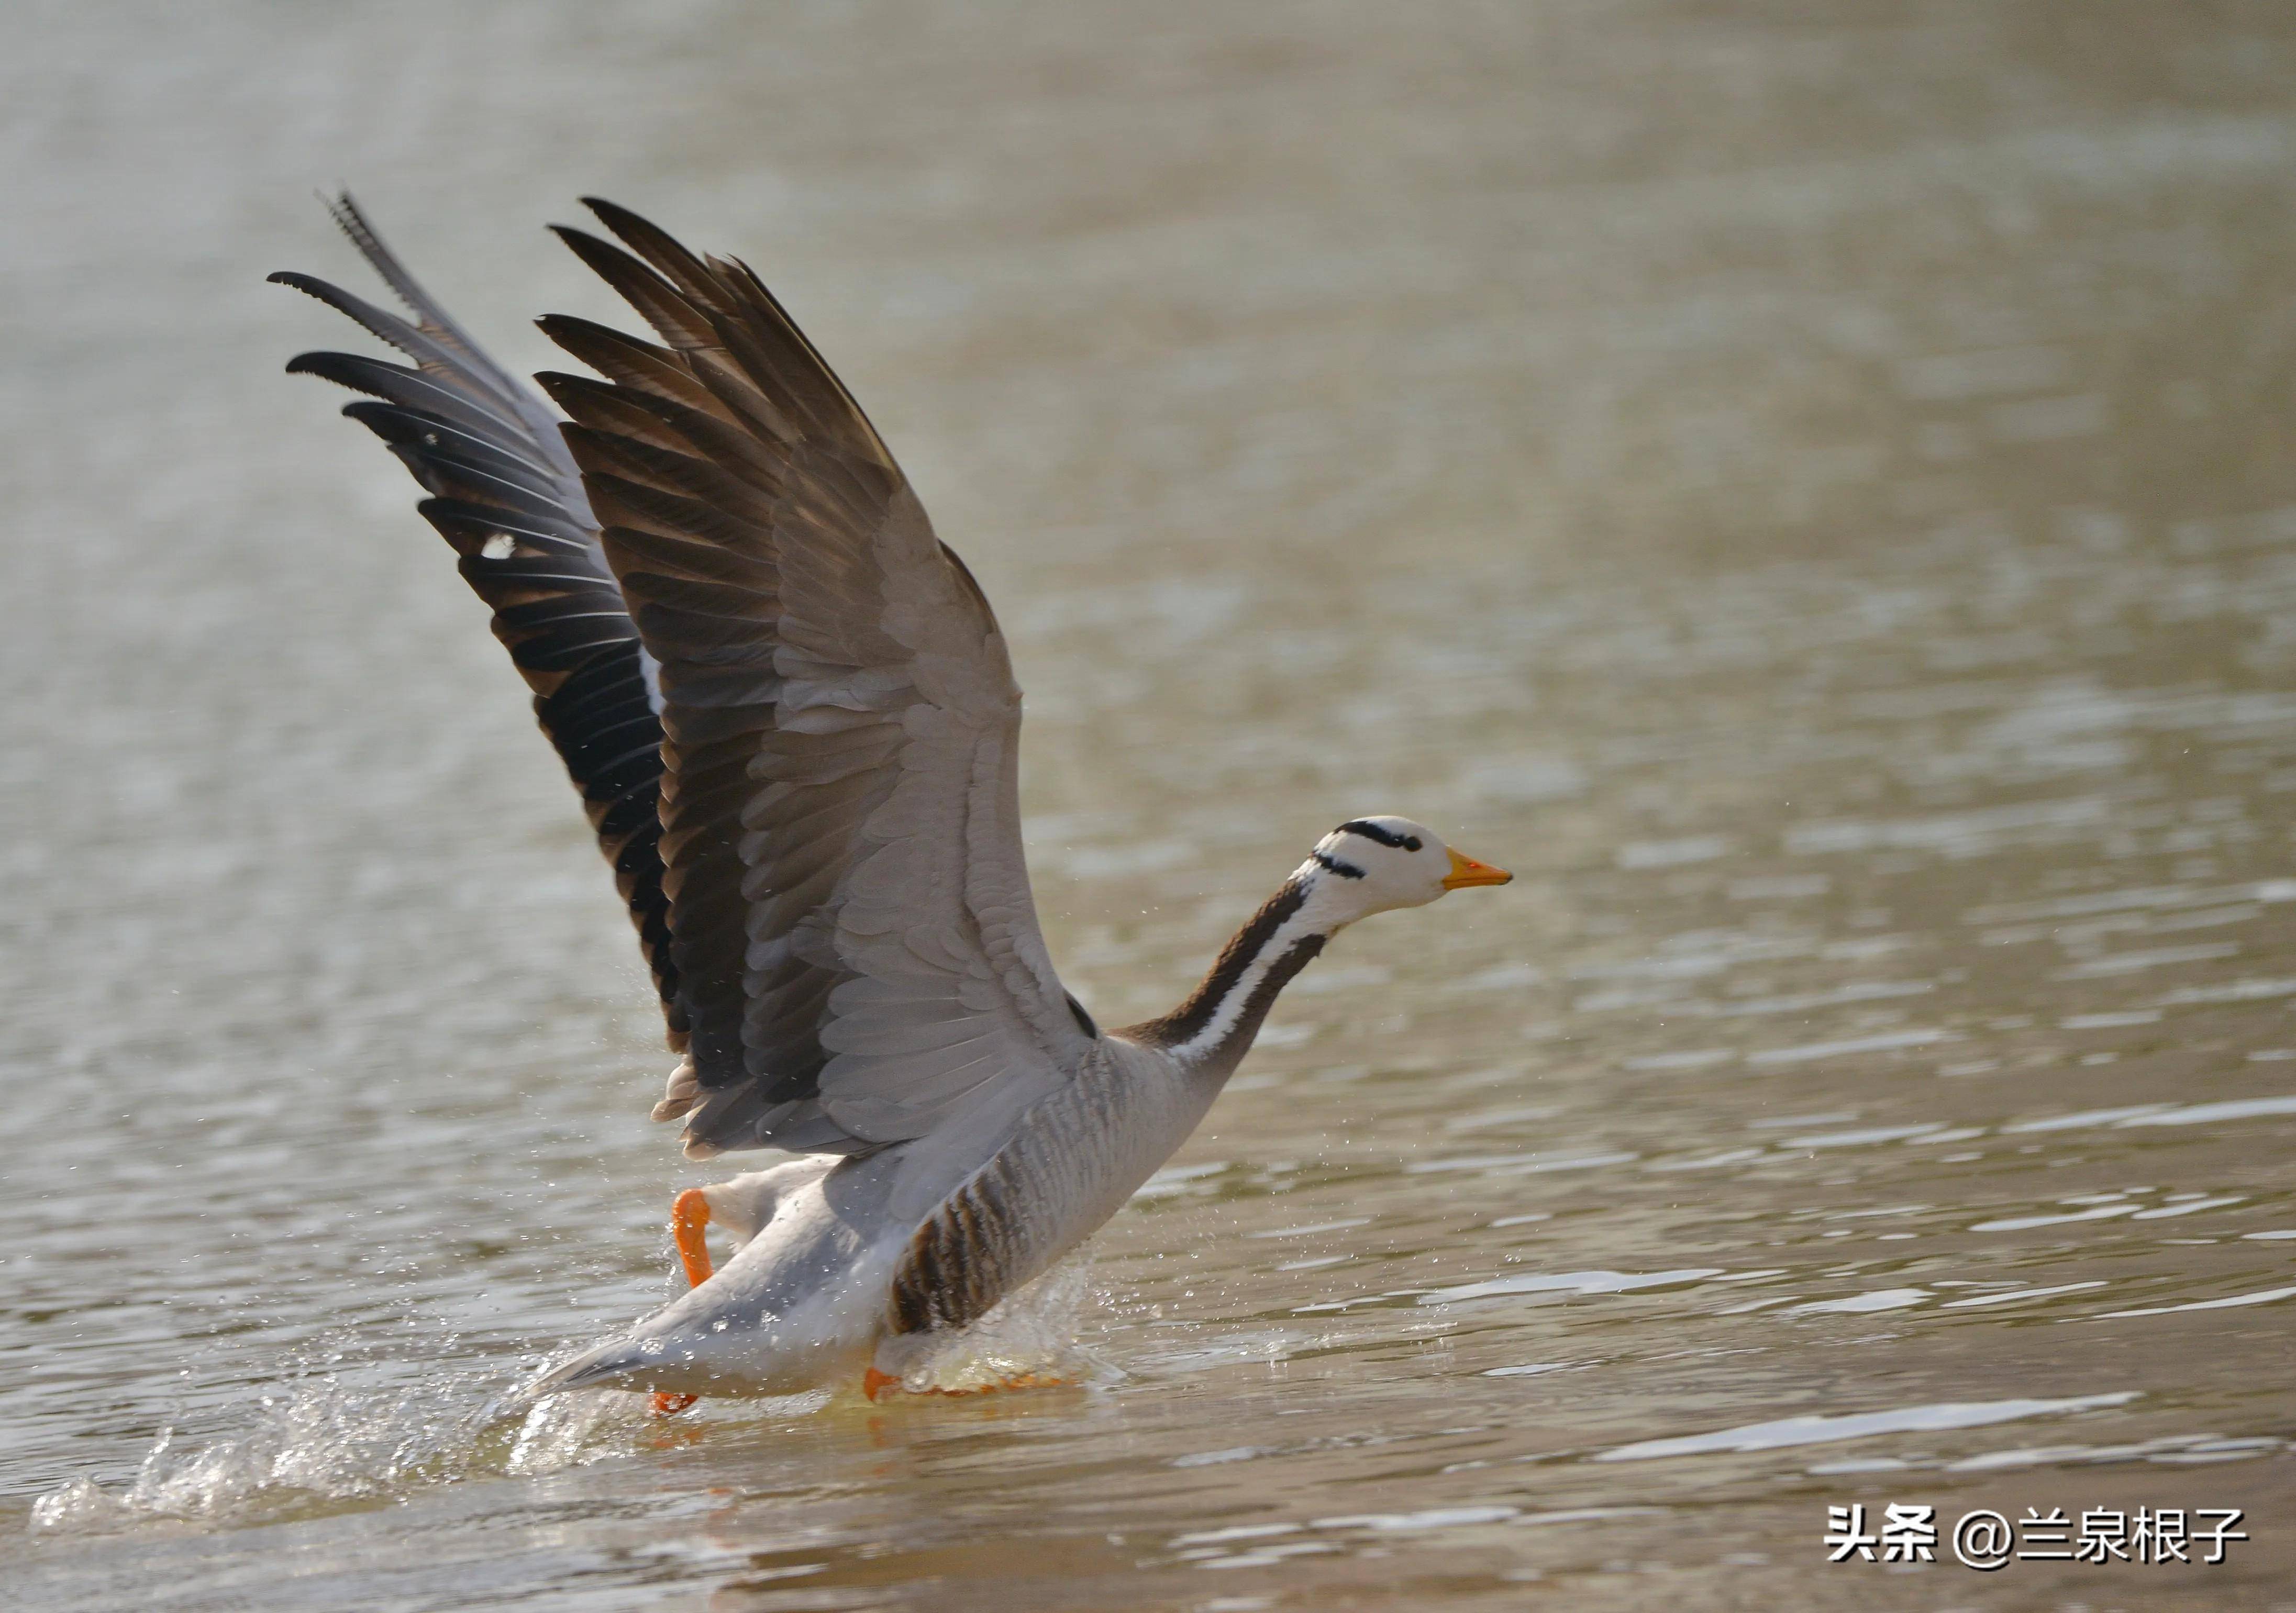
1296, 815, 1512, 927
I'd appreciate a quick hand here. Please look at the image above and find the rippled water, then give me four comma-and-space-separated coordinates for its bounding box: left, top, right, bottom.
6, 3, 2296, 1608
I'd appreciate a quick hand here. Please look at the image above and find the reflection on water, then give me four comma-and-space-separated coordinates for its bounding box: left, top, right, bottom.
7, 1, 2296, 1607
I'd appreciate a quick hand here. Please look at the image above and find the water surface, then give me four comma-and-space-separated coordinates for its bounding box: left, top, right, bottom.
5, 3, 2296, 1608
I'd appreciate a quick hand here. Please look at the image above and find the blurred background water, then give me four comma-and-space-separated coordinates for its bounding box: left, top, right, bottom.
5, 2, 2296, 1608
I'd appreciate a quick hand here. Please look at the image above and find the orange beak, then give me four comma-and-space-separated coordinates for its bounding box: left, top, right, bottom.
1441, 847, 1513, 889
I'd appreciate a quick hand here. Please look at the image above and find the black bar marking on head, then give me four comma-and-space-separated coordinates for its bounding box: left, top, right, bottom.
1337, 819, 1422, 852
1313, 851, 1367, 880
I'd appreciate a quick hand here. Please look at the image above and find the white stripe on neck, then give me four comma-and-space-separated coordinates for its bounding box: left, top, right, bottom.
1163, 864, 1344, 1066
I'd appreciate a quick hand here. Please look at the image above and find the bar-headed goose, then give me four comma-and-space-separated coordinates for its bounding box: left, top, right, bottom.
274, 198, 1510, 1405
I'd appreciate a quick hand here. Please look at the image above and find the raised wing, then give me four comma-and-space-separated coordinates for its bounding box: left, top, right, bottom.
271, 197, 685, 1046
540, 199, 1092, 1160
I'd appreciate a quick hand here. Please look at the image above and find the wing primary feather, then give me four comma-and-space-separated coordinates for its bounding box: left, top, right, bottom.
549, 225, 723, 354
536, 315, 737, 421
269, 271, 517, 406
285, 350, 529, 442
324, 192, 574, 468
579, 196, 725, 306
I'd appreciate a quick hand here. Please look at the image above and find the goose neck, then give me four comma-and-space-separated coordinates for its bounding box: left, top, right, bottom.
1129, 872, 1342, 1075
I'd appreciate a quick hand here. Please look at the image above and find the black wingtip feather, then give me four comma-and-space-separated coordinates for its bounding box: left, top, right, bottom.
283, 348, 361, 384
273, 201, 687, 1061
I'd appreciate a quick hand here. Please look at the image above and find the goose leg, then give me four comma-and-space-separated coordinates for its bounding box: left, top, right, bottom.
649, 1188, 713, 1417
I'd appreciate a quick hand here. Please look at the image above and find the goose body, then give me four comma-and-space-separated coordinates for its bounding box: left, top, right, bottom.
276, 198, 1510, 1400
547, 1031, 1205, 1395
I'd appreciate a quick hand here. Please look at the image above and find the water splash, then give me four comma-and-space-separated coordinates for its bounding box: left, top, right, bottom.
882, 1260, 1110, 1394
32, 1271, 1109, 1533
28, 1364, 648, 1536
505, 1382, 656, 1475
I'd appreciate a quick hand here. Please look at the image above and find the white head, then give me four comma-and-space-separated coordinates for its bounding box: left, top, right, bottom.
1294, 815, 1511, 928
